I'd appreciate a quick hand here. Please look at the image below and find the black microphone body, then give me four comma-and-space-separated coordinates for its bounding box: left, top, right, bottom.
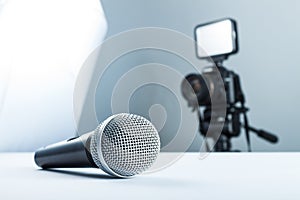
34, 132, 97, 169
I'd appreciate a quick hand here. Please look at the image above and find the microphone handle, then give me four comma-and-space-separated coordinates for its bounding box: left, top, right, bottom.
34, 132, 97, 168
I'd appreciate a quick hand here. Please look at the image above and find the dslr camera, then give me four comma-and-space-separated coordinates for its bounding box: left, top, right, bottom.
181, 18, 278, 151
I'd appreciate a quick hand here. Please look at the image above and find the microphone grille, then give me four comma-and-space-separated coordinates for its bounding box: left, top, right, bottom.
90, 113, 160, 177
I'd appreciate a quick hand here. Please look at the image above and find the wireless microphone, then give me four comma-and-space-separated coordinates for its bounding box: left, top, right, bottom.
34, 113, 160, 178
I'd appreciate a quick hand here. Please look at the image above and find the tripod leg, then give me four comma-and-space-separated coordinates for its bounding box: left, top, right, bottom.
214, 135, 231, 152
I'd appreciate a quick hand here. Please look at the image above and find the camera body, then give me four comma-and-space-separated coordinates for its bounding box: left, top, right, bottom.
200, 65, 244, 138
181, 64, 245, 138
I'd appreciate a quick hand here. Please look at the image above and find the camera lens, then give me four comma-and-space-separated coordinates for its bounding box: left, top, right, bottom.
181, 74, 210, 107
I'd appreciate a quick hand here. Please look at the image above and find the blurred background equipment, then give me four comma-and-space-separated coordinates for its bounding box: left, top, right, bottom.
181, 18, 278, 152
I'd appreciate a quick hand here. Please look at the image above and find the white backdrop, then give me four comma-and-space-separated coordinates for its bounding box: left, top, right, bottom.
98, 0, 300, 151
1, 0, 299, 152
0, 0, 107, 151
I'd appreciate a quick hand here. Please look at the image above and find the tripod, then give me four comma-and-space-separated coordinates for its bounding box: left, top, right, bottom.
196, 61, 278, 152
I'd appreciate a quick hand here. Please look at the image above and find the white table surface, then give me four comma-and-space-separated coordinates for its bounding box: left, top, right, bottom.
0, 153, 299, 200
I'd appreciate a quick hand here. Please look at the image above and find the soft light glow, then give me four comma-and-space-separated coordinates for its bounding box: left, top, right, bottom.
196, 19, 235, 58
0, 0, 107, 151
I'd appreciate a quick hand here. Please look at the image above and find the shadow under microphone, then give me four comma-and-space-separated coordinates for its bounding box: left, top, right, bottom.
34, 113, 161, 178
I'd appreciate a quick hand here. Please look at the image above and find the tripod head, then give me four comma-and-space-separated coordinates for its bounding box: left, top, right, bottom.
182, 62, 279, 151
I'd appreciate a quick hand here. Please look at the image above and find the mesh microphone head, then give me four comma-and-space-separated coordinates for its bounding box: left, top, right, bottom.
89, 113, 160, 178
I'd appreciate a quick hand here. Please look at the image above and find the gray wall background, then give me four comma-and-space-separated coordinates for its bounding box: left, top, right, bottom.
94, 0, 300, 151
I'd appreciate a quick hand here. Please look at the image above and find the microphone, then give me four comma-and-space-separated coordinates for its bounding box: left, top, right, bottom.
34, 113, 160, 178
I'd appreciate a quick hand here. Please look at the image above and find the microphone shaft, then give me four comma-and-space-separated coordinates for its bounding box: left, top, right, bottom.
34, 133, 97, 168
